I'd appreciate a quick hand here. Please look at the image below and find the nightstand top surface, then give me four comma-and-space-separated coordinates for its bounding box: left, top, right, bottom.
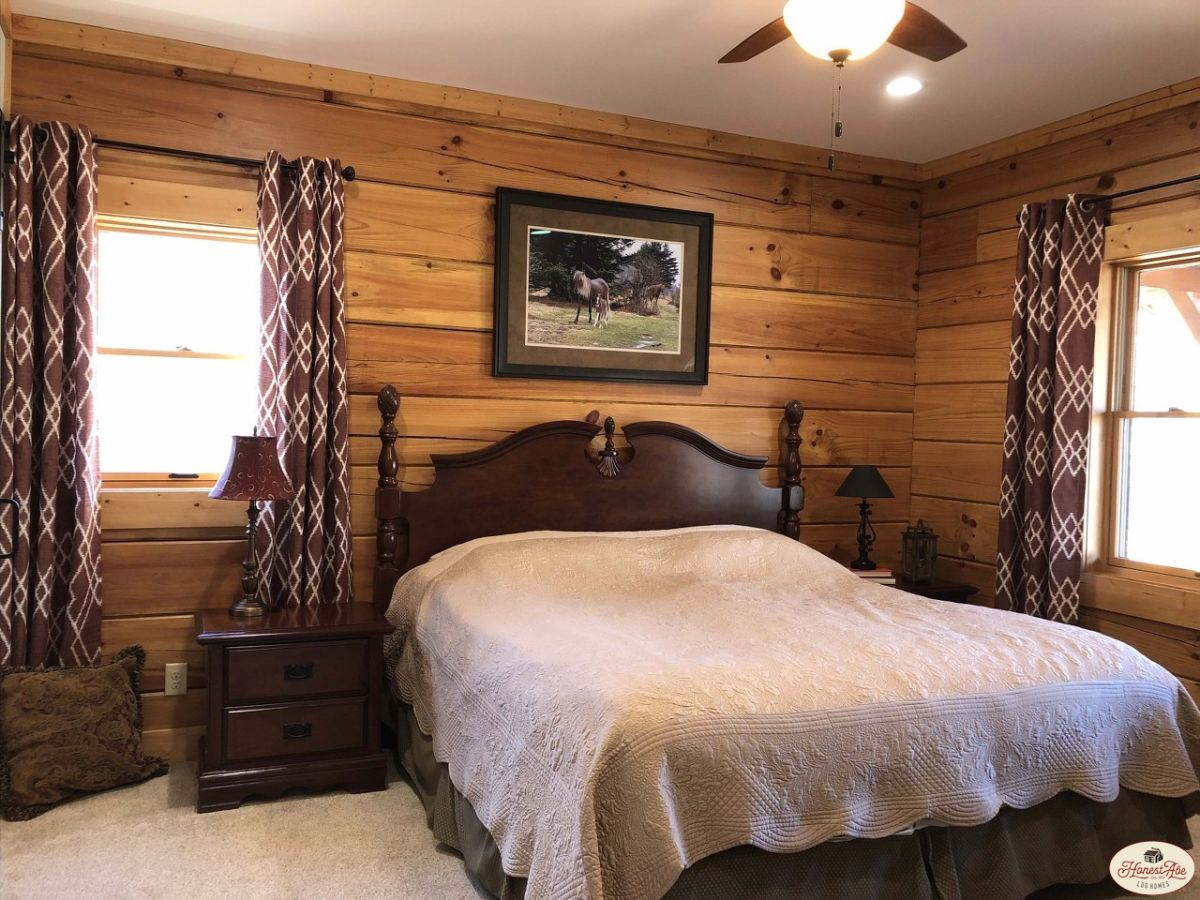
196, 602, 392, 644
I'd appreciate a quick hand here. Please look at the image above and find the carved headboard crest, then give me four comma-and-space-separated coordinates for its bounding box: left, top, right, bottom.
595, 416, 622, 478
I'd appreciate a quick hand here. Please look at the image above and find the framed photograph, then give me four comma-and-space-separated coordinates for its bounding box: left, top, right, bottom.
493, 188, 713, 384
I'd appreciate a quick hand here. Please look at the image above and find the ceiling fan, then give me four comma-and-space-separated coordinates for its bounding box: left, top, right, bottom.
719, 0, 966, 66
719, 0, 966, 169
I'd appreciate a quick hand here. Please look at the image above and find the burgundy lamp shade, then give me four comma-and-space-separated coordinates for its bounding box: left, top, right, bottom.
209, 435, 293, 501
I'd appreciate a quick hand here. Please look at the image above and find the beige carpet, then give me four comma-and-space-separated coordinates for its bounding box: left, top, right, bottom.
0, 761, 487, 899
2, 763, 1198, 899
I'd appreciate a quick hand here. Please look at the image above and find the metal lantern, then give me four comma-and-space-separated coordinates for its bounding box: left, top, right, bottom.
901, 520, 938, 583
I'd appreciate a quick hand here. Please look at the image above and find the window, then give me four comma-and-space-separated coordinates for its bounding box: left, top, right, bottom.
96, 221, 260, 485
1107, 255, 1200, 577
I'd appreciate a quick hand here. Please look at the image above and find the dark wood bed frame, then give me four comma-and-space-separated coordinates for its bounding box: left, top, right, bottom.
371, 384, 806, 608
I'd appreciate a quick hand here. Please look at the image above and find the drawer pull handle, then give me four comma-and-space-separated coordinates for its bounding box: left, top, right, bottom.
282, 722, 313, 741
283, 663, 314, 680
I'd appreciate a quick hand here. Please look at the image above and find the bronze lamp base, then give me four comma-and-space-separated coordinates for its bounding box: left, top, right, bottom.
228, 498, 268, 618
228, 595, 269, 618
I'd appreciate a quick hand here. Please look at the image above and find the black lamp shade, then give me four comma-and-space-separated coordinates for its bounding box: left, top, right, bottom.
835, 465, 894, 500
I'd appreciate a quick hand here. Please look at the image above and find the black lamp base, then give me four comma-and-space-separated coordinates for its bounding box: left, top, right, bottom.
850, 499, 878, 571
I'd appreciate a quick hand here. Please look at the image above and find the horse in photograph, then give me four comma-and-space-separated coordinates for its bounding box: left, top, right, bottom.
640, 283, 665, 313
572, 269, 611, 327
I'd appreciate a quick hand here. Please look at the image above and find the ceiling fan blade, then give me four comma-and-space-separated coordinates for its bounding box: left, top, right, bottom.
887, 2, 967, 61
719, 17, 792, 64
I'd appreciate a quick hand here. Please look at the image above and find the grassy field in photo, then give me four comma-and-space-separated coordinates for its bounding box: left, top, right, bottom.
526, 297, 680, 352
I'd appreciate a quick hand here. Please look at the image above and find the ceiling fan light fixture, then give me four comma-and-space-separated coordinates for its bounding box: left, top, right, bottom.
886, 75, 923, 96
782, 0, 907, 62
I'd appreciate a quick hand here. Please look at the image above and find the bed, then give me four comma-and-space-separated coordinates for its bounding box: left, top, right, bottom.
370, 385, 1200, 900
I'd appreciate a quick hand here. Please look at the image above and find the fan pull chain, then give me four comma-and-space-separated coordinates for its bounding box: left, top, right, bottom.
827, 61, 845, 171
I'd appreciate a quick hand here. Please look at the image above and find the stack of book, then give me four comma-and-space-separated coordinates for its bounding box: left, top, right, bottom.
849, 566, 896, 585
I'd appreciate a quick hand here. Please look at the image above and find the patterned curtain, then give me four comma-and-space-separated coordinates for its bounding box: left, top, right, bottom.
0, 118, 102, 666
995, 195, 1105, 623
256, 152, 352, 607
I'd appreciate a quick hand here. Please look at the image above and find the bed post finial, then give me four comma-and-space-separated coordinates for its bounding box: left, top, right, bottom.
779, 400, 805, 540
375, 385, 403, 609
595, 416, 622, 479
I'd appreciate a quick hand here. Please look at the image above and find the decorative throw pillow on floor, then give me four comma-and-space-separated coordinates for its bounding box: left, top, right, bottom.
0, 645, 169, 820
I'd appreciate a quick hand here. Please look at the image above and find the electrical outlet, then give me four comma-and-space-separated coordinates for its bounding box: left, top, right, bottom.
164, 662, 187, 696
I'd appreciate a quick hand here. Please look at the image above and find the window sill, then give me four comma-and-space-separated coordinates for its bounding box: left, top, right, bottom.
1082, 568, 1200, 631
102, 476, 219, 490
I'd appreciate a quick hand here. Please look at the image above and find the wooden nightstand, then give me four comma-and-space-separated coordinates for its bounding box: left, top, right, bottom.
894, 577, 980, 604
194, 603, 393, 813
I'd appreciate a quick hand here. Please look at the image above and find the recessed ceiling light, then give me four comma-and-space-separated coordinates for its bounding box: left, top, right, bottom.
886, 76, 923, 97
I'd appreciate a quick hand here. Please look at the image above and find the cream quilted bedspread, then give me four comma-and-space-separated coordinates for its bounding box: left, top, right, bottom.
384, 526, 1200, 900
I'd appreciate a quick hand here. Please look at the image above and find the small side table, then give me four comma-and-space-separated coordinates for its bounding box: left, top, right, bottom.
195, 602, 393, 813
894, 578, 979, 604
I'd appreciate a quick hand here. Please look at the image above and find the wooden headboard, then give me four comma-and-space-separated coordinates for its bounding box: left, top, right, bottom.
372, 385, 806, 608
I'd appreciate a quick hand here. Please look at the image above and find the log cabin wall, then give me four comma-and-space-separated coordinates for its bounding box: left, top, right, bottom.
9, 18, 921, 758
914, 79, 1200, 693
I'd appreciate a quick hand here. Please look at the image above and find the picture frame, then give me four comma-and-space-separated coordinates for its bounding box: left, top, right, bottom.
493, 188, 713, 385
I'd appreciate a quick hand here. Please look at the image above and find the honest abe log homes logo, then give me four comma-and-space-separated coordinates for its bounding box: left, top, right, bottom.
1110, 842, 1194, 894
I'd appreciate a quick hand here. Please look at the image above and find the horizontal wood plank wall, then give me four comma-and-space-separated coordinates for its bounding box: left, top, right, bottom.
12, 38, 919, 758
11, 15, 920, 182
914, 96, 1200, 672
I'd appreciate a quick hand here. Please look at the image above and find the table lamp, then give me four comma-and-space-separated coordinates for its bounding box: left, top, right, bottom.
210, 434, 293, 617
835, 465, 894, 571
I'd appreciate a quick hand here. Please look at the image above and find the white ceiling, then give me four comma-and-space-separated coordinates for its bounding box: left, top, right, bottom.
14, 0, 1200, 162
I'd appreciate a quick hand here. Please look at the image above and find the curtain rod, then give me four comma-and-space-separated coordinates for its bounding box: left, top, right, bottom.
1012, 173, 1200, 221
1078, 173, 1200, 211
6, 124, 356, 182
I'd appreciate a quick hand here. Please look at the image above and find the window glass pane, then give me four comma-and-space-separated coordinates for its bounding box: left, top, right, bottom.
1131, 262, 1200, 412
96, 354, 258, 474
97, 229, 260, 357
1117, 417, 1200, 572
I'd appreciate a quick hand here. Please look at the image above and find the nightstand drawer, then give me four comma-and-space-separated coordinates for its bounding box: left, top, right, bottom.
225, 639, 367, 703
894, 578, 980, 603
225, 698, 366, 763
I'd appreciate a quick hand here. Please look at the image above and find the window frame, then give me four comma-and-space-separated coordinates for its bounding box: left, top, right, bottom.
1102, 251, 1200, 583
96, 215, 259, 490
